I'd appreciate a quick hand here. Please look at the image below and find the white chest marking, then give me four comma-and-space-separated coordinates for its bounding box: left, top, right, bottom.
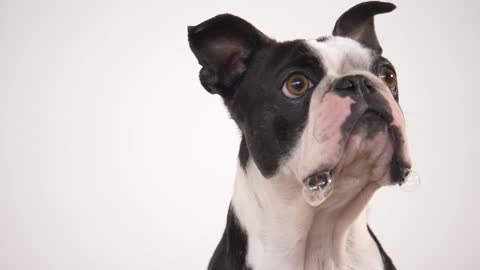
232, 161, 384, 270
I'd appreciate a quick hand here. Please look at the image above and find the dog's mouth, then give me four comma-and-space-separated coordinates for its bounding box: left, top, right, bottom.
345, 108, 411, 183
298, 90, 414, 207
302, 108, 412, 206
310, 107, 411, 186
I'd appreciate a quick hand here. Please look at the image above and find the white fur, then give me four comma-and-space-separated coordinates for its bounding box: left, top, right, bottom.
233, 160, 383, 270
231, 37, 409, 270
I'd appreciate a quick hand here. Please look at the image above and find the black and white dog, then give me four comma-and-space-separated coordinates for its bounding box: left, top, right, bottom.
188, 2, 411, 269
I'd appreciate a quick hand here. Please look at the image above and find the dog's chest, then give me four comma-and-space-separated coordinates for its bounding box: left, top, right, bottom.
302, 223, 384, 270
232, 166, 385, 270
245, 223, 384, 270
239, 207, 384, 270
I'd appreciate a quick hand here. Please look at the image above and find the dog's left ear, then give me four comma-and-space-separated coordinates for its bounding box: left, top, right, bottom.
333, 1, 396, 54
188, 14, 272, 98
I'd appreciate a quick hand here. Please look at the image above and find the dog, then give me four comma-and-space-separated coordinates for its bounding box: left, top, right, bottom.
188, 1, 411, 269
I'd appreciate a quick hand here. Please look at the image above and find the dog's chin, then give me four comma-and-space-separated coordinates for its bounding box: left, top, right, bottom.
332, 112, 395, 185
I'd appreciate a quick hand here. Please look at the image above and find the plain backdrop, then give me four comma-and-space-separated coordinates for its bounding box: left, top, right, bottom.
1, 0, 479, 269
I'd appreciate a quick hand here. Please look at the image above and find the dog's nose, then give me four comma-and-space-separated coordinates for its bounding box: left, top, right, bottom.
333, 75, 374, 96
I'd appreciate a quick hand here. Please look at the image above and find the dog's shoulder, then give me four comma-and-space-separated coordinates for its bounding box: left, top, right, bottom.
208, 206, 250, 270
367, 225, 397, 270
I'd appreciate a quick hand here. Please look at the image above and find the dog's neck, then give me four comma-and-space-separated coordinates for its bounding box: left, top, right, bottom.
231, 160, 385, 270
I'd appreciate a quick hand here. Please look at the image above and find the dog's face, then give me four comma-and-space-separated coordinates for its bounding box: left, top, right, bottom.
189, 2, 411, 197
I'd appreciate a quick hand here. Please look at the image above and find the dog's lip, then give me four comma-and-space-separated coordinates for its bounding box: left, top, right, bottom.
328, 108, 410, 182
388, 125, 413, 183
362, 108, 408, 176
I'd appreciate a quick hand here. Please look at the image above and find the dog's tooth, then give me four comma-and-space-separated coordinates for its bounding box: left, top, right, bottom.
399, 169, 421, 192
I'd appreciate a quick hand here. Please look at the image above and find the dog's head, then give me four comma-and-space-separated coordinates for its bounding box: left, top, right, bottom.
188, 2, 411, 203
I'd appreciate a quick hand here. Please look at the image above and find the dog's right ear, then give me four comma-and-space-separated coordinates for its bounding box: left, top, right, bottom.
188, 14, 272, 98
332, 1, 396, 54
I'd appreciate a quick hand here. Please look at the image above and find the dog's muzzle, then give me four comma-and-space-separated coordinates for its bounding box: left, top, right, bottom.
300, 74, 420, 207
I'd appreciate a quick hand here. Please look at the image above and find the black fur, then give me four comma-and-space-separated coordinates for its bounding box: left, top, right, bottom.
238, 135, 249, 171
333, 1, 396, 54
189, 3, 403, 269
208, 206, 250, 270
190, 17, 325, 177
368, 225, 397, 270
227, 40, 324, 177
389, 125, 411, 183
188, 14, 272, 98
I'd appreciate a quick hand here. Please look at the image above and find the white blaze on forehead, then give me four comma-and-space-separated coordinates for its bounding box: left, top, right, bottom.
284, 37, 375, 181
306, 37, 373, 77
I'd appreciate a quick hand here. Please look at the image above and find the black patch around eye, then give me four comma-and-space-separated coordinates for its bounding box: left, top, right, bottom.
273, 116, 290, 142
371, 55, 399, 101
229, 40, 324, 177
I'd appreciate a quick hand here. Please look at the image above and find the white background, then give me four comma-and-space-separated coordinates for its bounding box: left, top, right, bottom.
1, 0, 479, 269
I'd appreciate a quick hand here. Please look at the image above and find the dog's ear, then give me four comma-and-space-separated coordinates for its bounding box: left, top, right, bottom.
332, 1, 395, 54
188, 14, 272, 98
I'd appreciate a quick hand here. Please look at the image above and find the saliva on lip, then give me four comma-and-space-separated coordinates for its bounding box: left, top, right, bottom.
302, 171, 334, 207
302, 168, 420, 206
399, 168, 421, 192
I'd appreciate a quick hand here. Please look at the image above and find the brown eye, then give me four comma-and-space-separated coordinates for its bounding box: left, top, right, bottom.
378, 67, 397, 90
282, 73, 312, 98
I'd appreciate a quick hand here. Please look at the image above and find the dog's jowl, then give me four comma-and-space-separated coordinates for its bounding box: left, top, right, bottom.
188, 2, 411, 270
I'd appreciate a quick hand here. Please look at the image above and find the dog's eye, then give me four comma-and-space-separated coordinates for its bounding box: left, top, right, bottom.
282, 73, 313, 98
378, 67, 397, 90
